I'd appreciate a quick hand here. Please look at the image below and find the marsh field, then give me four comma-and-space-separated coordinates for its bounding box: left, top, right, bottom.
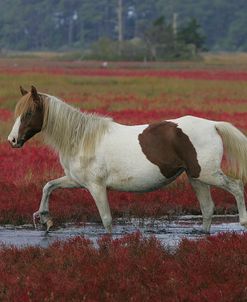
0, 54, 247, 301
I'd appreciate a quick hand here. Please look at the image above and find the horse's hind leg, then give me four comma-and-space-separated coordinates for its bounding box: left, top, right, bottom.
190, 179, 215, 233
198, 170, 247, 228
217, 173, 247, 227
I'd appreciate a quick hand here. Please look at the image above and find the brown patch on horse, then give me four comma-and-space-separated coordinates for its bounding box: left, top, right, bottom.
138, 121, 201, 179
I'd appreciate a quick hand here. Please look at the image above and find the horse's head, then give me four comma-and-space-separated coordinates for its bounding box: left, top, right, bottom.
8, 85, 45, 148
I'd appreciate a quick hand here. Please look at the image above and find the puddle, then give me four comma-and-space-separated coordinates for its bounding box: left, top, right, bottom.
0, 215, 245, 249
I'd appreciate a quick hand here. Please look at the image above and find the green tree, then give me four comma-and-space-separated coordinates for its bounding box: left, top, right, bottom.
177, 18, 205, 52
0, 0, 246, 52
144, 16, 175, 60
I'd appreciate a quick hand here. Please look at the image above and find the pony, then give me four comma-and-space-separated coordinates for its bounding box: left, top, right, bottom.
8, 85, 247, 233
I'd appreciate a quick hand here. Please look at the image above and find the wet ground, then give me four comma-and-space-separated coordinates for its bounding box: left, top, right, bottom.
0, 215, 245, 249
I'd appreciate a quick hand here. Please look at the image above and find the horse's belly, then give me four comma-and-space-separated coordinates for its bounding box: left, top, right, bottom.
106, 168, 168, 192
108, 182, 165, 192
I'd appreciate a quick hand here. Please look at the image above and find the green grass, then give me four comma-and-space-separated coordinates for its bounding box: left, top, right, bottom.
1, 73, 247, 115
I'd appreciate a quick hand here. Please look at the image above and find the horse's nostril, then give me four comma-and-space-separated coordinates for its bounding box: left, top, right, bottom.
12, 138, 16, 143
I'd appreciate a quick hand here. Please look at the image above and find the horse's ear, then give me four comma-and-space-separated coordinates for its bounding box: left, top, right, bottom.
20, 86, 28, 96
31, 85, 40, 101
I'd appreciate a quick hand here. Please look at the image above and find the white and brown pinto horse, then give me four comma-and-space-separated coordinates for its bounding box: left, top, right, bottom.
8, 86, 247, 233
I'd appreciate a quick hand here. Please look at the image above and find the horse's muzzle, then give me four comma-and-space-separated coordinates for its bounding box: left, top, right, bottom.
8, 138, 25, 148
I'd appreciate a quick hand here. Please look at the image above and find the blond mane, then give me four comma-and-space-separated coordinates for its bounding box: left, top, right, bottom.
42, 95, 112, 159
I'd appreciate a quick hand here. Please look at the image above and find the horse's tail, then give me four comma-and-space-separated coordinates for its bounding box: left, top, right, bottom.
215, 122, 247, 183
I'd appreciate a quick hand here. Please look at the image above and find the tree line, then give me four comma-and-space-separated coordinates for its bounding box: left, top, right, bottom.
0, 0, 246, 56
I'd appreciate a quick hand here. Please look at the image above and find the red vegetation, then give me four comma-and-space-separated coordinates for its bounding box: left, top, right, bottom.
0, 232, 247, 301
3, 65, 247, 81
92, 108, 247, 131
0, 109, 12, 121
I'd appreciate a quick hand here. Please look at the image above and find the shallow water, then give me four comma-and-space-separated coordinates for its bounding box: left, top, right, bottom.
0, 215, 245, 249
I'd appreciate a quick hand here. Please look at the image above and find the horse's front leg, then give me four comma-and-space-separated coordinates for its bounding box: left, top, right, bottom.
88, 184, 112, 233
33, 176, 80, 231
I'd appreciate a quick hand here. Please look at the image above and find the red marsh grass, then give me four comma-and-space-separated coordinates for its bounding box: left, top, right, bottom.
0, 232, 247, 301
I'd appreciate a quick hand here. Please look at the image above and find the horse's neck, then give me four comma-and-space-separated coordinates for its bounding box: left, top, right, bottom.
42, 95, 111, 158
42, 96, 80, 155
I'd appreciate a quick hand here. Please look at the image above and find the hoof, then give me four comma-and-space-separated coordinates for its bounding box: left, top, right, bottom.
46, 219, 53, 232
33, 211, 53, 231
106, 225, 112, 234
240, 221, 247, 228
33, 211, 40, 229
